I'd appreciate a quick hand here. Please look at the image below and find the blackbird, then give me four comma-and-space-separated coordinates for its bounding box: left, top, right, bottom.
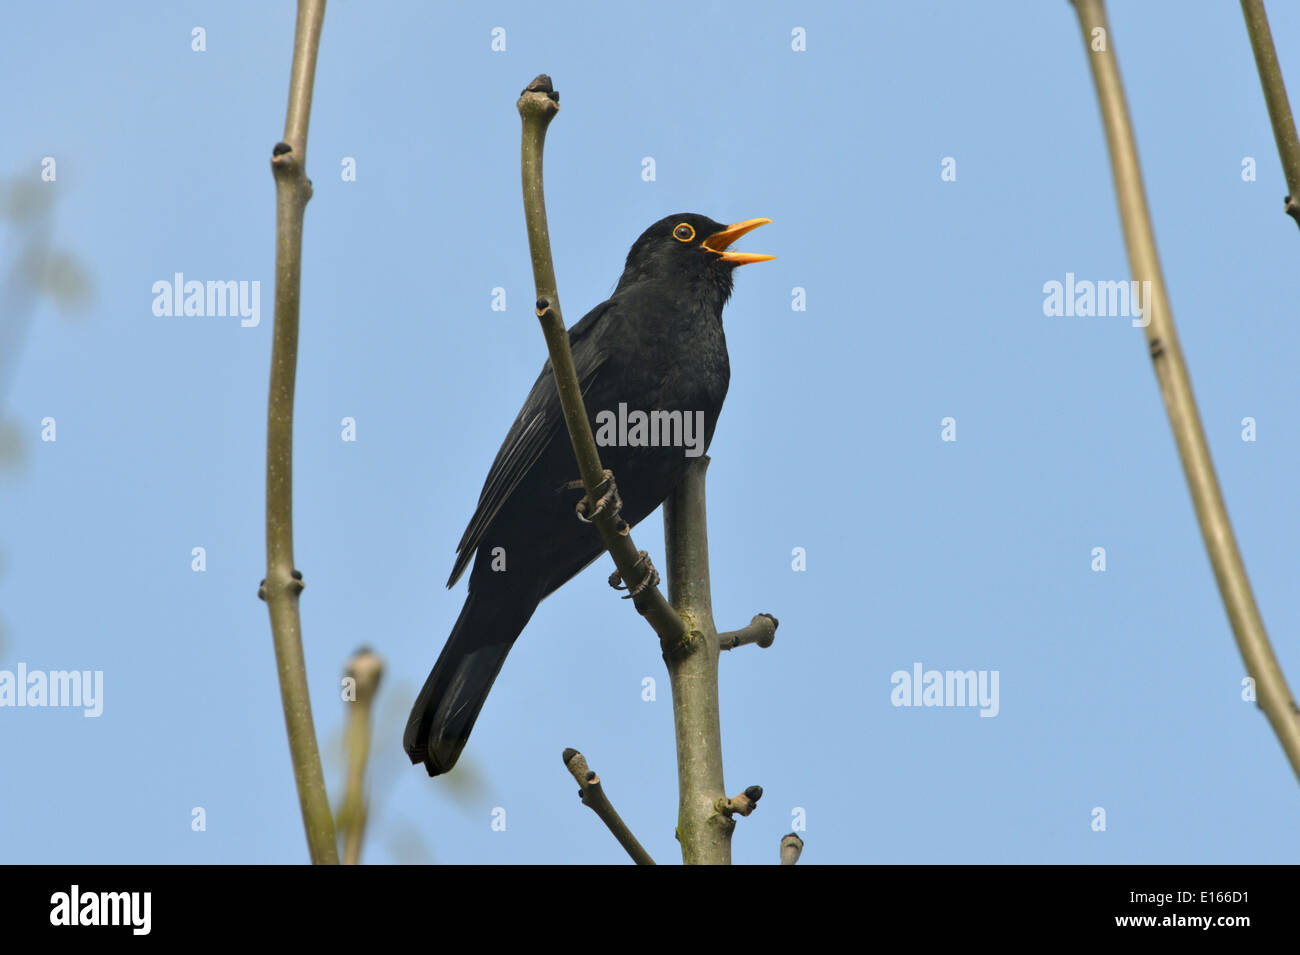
404, 213, 772, 776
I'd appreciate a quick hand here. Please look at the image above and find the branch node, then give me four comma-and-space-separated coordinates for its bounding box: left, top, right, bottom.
517, 76, 560, 122
660, 628, 703, 664
522, 73, 559, 102
719, 613, 779, 651
344, 645, 384, 704
780, 833, 804, 865
719, 785, 763, 818
270, 144, 298, 172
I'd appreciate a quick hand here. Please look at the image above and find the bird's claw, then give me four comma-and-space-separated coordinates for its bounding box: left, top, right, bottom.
575, 469, 624, 531
610, 550, 658, 599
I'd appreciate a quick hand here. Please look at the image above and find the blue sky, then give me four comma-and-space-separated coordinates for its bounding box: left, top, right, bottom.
3, 0, 1300, 864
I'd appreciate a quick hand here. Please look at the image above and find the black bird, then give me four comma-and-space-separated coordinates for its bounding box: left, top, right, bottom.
404, 213, 772, 776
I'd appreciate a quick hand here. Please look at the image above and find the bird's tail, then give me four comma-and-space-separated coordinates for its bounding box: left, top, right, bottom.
403, 586, 537, 776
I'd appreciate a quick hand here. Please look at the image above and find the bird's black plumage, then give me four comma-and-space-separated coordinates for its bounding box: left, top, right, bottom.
404, 213, 770, 776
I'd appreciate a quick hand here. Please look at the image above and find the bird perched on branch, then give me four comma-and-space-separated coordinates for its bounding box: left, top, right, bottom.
404, 213, 772, 776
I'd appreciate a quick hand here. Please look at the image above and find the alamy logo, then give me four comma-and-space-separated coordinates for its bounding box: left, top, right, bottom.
50, 885, 151, 935
151, 273, 261, 327
0, 663, 103, 717
890, 662, 999, 717
1042, 272, 1152, 327
594, 404, 706, 458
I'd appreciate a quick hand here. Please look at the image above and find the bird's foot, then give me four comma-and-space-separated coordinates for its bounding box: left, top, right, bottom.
575, 469, 627, 533
610, 550, 659, 599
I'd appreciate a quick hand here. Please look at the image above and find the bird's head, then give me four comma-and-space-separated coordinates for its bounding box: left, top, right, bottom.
617, 213, 773, 299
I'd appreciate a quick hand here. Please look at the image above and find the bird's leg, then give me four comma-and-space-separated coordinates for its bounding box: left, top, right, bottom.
570, 470, 653, 596
573, 469, 628, 534
609, 550, 659, 599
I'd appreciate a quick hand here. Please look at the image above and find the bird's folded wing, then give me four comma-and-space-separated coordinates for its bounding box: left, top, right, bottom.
446, 300, 615, 588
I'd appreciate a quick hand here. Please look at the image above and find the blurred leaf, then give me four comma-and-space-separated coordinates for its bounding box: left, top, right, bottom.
437, 755, 488, 804
381, 814, 434, 865
31, 250, 93, 314
0, 180, 54, 224
0, 417, 24, 471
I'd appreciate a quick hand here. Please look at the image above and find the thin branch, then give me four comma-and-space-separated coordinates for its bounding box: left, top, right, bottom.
1240, 0, 1300, 229
718, 785, 764, 818
515, 74, 687, 648
1070, 0, 1300, 785
339, 647, 383, 865
719, 613, 778, 651
261, 0, 337, 864
779, 833, 804, 866
562, 749, 656, 865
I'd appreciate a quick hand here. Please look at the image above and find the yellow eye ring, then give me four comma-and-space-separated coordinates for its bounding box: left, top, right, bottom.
673, 223, 695, 243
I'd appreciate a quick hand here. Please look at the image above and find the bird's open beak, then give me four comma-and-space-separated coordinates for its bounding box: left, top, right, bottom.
702, 218, 774, 265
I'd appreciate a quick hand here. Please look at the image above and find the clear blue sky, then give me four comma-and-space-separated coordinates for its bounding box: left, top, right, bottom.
3, 1, 1299, 864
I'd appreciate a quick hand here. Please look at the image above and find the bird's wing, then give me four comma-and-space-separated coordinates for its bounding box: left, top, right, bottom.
446, 300, 615, 587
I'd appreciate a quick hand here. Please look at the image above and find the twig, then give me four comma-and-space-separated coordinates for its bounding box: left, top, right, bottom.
719, 614, 778, 651
562, 749, 655, 865
261, 0, 337, 863
1240, 0, 1300, 229
1070, 0, 1300, 785
339, 647, 383, 865
718, 785, 764, 817
516, 75, 687, 648
779, 833, 804, 866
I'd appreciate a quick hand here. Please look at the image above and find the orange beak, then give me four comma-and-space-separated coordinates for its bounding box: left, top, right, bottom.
702, 218, 774, 266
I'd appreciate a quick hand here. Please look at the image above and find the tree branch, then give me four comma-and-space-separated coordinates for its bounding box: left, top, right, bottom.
719, 613, 778, 651
562, 749, 655, 865
663, 456, 734, 864
516, 75, 686, 647
1240, 0, 1300, 229
339, 647, 383, 865
1070, 0, 1300, 786
261, 0, 337, 864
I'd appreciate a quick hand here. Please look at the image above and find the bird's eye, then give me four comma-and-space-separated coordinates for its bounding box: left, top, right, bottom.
673, 223, 695, 243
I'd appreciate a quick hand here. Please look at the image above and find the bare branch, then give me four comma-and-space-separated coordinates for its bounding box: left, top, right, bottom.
1240, 0, 1300, 229
1070, 0, 1300, 785
720, 613, 778, 651
261, 0, 337, 864
718, 785, 764, 818
663, 456, 734, 864
562, 749, 656, 865
516, 75, 686, 648
339, 646, 383, 865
